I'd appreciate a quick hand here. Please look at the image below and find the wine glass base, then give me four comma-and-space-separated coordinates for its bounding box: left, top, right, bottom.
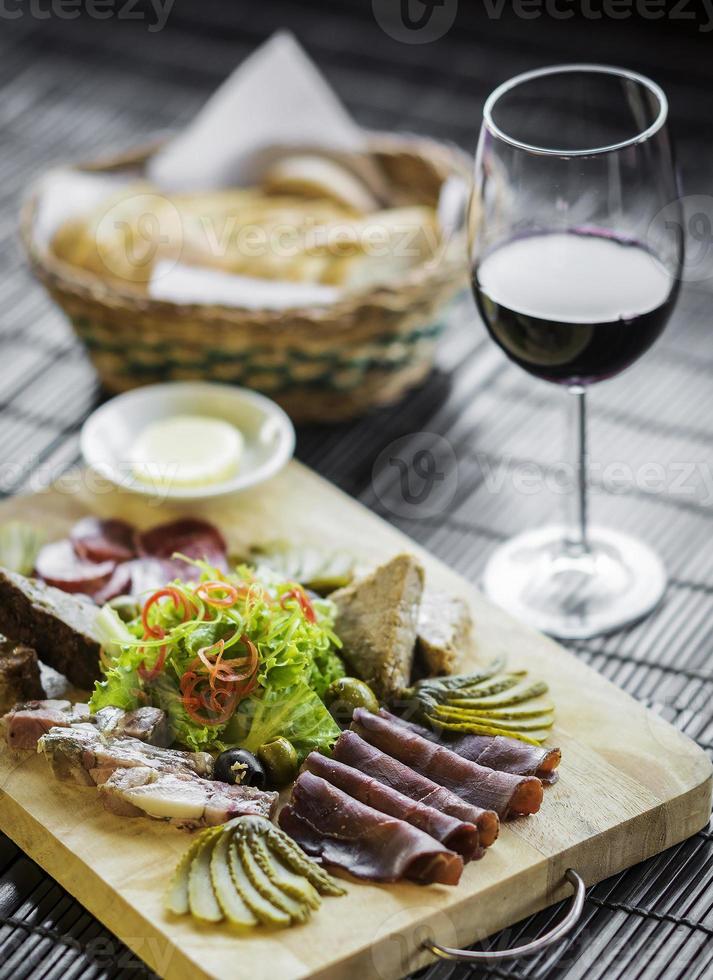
482, 525, 667, 640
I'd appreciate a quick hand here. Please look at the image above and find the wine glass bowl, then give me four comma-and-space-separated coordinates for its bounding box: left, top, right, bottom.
470, 65, 683, 639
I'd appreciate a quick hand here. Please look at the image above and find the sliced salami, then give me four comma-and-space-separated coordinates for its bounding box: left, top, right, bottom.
136, 519, 227, 568
35, 540, 116, 596
92, 563, 134, 604
125, 556, 202, 598
70, 517, 137, 564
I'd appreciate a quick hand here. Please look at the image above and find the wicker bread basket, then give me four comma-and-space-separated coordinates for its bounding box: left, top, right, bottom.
22, 135, 470, 423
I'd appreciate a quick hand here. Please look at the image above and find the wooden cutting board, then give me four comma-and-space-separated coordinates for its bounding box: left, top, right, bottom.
0, 462, 710, 980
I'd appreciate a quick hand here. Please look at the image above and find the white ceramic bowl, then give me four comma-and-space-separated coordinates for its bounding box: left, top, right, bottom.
80, 382, 295, 501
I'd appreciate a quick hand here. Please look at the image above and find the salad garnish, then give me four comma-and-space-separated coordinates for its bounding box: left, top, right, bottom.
90, 560, 345, 757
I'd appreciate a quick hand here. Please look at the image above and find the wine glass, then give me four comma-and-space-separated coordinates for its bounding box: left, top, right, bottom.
470, 65, 683, 640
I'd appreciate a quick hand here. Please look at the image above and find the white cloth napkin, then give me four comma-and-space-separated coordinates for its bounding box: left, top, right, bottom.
32, 170, 130, 247
150, 261, 340, 309
148, 31, 368, 191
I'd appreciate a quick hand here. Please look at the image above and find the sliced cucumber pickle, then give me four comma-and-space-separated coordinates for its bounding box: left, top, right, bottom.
265, 827, 346, 897
228, 840, 291, 928
211, 831, 258, 928
165, 835, 204, 916
165, 814, 344, 928
188, 830, 223, 923
237, 835, 311, 924
251, 834, 321, 910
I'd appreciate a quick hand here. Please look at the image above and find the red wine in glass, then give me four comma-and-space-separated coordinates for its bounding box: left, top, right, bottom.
473, 229, 680, 386
470, 65, 684, 639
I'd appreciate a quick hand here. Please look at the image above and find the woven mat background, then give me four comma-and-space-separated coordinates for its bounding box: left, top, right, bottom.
0, 3, 712, 978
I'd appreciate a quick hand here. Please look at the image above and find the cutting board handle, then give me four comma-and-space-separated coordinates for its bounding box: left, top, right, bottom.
423, 868, 585, 963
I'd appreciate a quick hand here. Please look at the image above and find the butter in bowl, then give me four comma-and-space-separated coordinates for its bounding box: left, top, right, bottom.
80, 382, 295, 501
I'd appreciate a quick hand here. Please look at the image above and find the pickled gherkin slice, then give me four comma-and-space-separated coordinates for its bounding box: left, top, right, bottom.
465, 702, 555, 720
164, 813, 344, 929
165, 834, 204, 916
412, 658, 505, 694
237, 835, 311, 924
403, 660, 555, 744
426, 716, 551, 745
247, 542, 356, 593
431, 705, 554, 729
251, 834, 321, 910
228, 840, 291, 927
211, 831, 258, 928
188, 830, 224, 923
265, 827, 346, 896
447, 680, 549, 708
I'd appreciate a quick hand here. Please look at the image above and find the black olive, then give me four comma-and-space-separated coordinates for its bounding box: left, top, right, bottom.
214, 748, 266, 789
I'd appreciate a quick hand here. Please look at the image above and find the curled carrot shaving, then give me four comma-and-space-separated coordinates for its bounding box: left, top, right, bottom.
141, 586, 196, 638
280, 586, 317, 623
196, 581, 239, 608
180, 633, 259, 724
138, 645, 167, 683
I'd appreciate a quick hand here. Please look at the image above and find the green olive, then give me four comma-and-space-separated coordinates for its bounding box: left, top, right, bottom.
257, 738, 298, 788
325, 677, 379, 727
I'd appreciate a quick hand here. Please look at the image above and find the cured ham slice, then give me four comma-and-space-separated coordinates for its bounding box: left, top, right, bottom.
351, 708, 543, 818
302, 751, 482, 861
279, 771, 463, 885
332, 730, 499, 847
380, 710, 561, 784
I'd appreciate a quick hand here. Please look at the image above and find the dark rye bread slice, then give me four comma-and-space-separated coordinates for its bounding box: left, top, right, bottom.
0, 569, 101, 690
331, 554, 424, 700
0, 637, 45, 713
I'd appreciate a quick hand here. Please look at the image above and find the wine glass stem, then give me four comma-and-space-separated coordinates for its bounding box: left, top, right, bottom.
568, 386, 590, 555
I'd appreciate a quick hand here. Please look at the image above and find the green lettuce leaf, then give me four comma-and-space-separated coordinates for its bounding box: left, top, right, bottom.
225, 682, 341, 762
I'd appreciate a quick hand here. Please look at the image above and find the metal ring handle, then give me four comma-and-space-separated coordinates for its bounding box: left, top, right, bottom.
423, 868, 586, 963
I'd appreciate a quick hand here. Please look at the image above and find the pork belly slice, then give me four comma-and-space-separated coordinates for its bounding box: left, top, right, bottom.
351, 709, 543, 819
279, 771, 463, 885
302, 751, 482, 861
380, 710, 561, 785
37, 726, 213, 786
3, 699, 91, 750
332, 731, 499, 847
99, 766, 277, 828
